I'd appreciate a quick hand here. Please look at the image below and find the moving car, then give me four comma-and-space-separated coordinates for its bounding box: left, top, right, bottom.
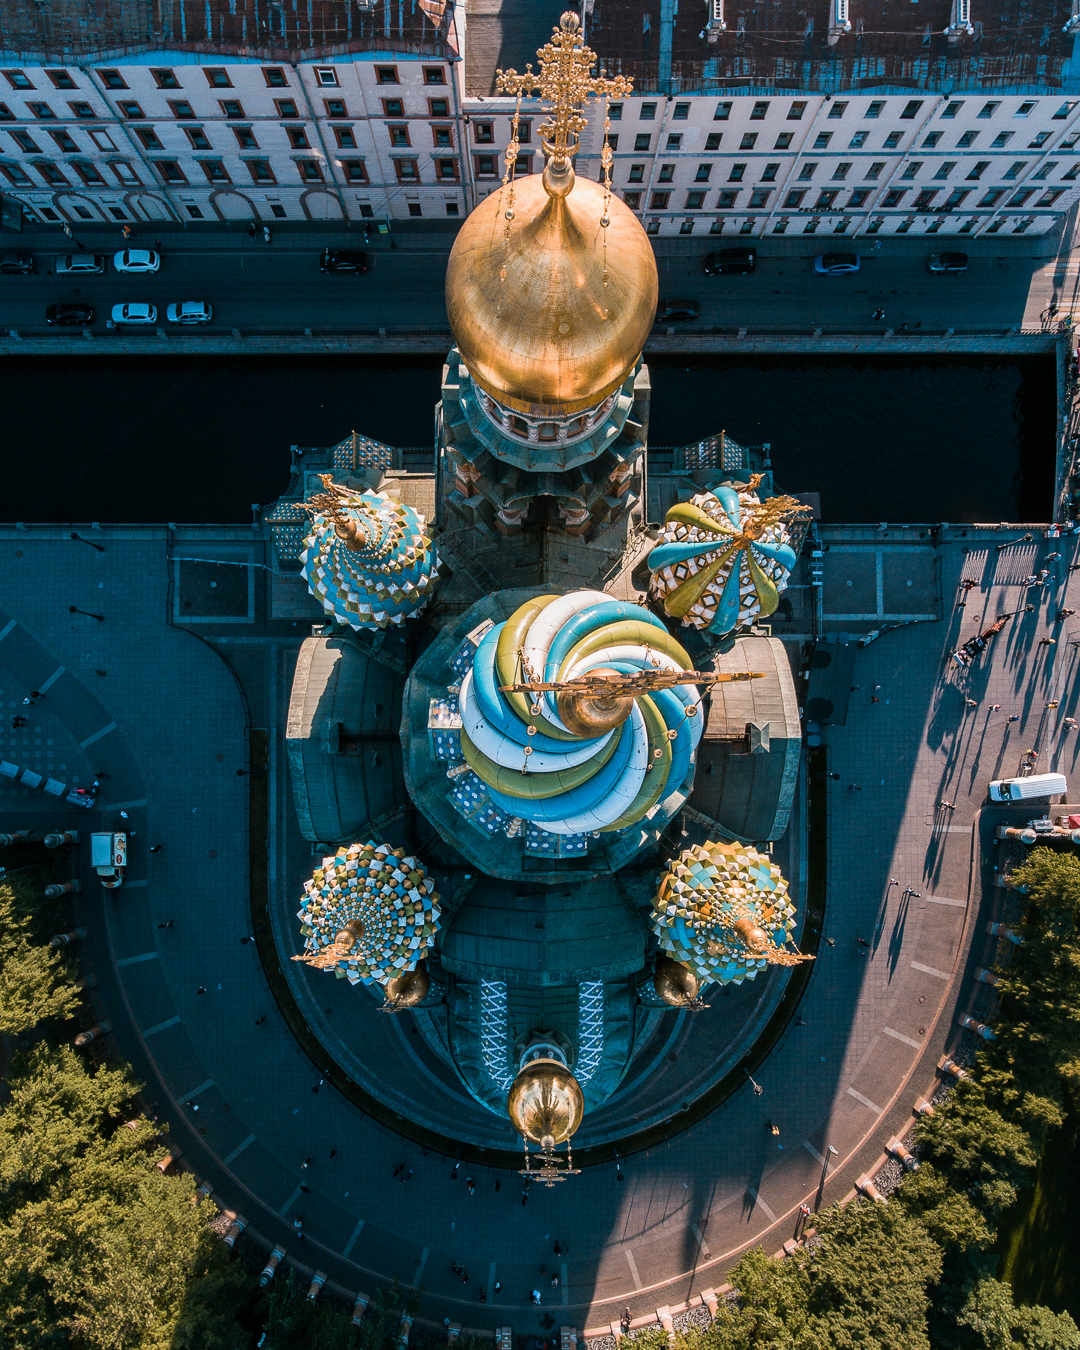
91, 831, 127, 889
56, 254, 106, 275
166, 301, 212, 324
989, 773, 1068, 802
320, 249, 369, 273
0, 250, 34, 274
46, 302, 94, 326
703, 248, 756, 276
113, 248, 160, 273
812, 253, 860, 275
656, 298, 700, 321
111, 302, 157, 325
928, 252, 969, 273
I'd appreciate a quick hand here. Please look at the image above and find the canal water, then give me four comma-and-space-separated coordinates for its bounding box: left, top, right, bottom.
5, 352, 1054, 524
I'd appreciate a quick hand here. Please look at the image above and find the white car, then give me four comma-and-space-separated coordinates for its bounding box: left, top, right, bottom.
812, 252, 860, 275
113, 249, 160, 273
56, 254, 106, 275
166, 301, 212, 324
111, 302, 157, 325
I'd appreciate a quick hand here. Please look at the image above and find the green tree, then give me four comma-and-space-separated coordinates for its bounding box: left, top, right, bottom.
954, 1277, 1080, 1350
0, 880, 79, 1036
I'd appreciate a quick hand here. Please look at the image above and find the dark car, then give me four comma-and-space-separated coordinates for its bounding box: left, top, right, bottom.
928, 252, 969, 273
0, 250, 34, 275
46, 302, 94, 326
320, 249, 369, 273
657, 298, 700, 321
703, 248, 756, 276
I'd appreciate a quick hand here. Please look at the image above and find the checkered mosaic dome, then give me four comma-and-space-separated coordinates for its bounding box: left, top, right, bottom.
647, 488, 796, 636
300, 488, 438, 631
296, 841, 441, 989
650, 840, 797, 986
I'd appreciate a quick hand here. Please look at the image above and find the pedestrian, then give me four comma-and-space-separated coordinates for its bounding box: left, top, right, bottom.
1047, 699, 1060, 709
329, 1148, 338, 1158
1024, 574, 1039, 586
299, 1183, 311, 1193
122, 224, 132, 239
22, 691, 41, 705
990, 704, 1001, 712
1038, 637, 1057, 647
961, 579, 977, 592
1025, 604, 1036, 613
393, 1162, 405, 1178
766, 1120, 780, 1136
10, 715, 27, 729
522, 1189, 530, 1206
851, 685, 861, 692
939, 800, 955, 810
302, 1155, 312, 1169
532, 1290, 542, 1305
1007, 714, 1020, 723
872, 308, 885, 320
554, 1242, 562, 1257
149, 844, 163, 853
621, 1309, 632, 1335
871, 696, 881, 703
828, 772, 841, 780
551, 1275, 560, 1288
795, 1016, 807, 1026
451, 1163, 460, 1179
157, 920, 174, 929
874, 684, 881, 691
311, 1078, 324, 1094
825, 938, 836, 947
1058, 609, 1076, 621
1065, 717, 1079, 730
248, 222, 256, 240
294, 1218, 304, 1240
494, 1180, 501, 1192
494, 1280, 501, 1292
255, 1014, 266, 1024
965, 698, 978, 708
1038, 569, 1051, 583
460, 1270, 469, 1285
479, 1289, 487, 1303
857, 936, 870, 946
120, 810, 129, 819
196, 986, 207, 995
848, 783, 862, 791
1047, 552, 1062, 561
467, 1176, 476, 1194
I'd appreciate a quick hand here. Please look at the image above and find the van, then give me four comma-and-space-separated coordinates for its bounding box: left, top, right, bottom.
989, 772, 1067, 802
91, 831, 127, 888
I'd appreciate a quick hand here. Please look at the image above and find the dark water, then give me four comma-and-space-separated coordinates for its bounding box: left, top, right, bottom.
2, 353, 1055, 524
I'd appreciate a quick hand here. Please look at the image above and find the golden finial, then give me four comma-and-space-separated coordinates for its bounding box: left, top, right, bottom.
301, 473, 369, 552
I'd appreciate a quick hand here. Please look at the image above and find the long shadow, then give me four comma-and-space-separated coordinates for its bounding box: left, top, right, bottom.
887, 887, 913, 982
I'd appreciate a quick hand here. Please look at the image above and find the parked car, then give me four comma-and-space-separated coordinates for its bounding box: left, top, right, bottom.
812, 253, 860, 274
111, 302, 157, 325
928, 252, 969, 273
113, 249, 160, 273
56, 253, 106, 275
703, 248, 756, 276
0, 250, 34, 274
91, 831, 127, 889
989, 773, 1067, 802
656, 298, 700, 321
320, 249, 369, 273
166, 301, 212, 324
46, 302, 94, 326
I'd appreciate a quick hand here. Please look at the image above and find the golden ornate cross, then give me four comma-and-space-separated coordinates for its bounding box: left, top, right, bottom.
498, 669, 764, 699
495, 11, 632, 165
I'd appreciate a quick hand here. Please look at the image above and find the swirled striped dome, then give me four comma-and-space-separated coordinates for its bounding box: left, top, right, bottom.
458, 590, 704, 836
647, 487, 801, 636
301, 487, 438, 631
650, 841, 803, 986
294, 841, 440, 990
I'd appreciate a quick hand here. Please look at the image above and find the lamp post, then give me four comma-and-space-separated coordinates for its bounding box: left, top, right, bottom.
745, 1068, 764, 1097
70, 531, 105, 554
996, 531, 1034, 552
68, 606, 104, 622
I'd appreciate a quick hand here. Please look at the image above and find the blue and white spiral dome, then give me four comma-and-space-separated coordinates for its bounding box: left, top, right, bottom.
458, 590, 704, 835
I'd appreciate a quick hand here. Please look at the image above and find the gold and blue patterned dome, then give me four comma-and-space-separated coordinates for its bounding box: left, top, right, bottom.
647, 481, 808, 636
650, 840, 809, 986
456, 590, 704, 835
293, 841, 441, 991
300, 475, 438, 632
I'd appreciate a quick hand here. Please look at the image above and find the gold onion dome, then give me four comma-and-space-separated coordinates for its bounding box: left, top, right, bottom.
506, 1058, 585, 1148
650, 840, 811, 986
293, 841, 441, 992
444, 13, 656, 418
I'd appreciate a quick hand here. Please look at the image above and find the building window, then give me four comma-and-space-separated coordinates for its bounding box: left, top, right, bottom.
3, 70, 34, 89
1016, 101, 1036, 116
314, 69, 338, 87
1003, 161, 1027, 179
0, 104, 11, 120
650, 190, 670, 208
275, 99, 299, 118
326, 99, 348, 117
1007, 188, 1034, 206
679, 218, 695, 234
388, 124, 410, 147
10, 130, 40, 152
694, 162, 712, 182
685, 190, 705, 208
797, 162, 817, 179
762, 163, 779, 181
232, 126, 258, 149
774, 132, 793, 149
28, 103, 55, 119
394, 158, 419, 181
782, 189, 804, 207
923, 131, 942, 148
245, 159, 275, 183
335, 126, 357, 149
883, 131, 903, 148
445, 201, 458, 216
116, 101, 143, 120
46, 69, 77, 90
705, 132, 722, 150
957, 130, 977, 147
205, 68, 232, 88
748, 188, 770, 208
88, 129, 115, 150
900, 100, 923, 120
832, 162, 851, 179
1029, 132, 1051, 148
640, 102, 657, 120
900, 161, 922, 179
978, 101, 1000, 118
666, 133, 681, 150
815, 190, 837, 208
813, 132, 832, 149
134, 127, 163, 149
423, 66, 446, 85
1065, 164, 1080, 180
627, 164, 645, 183
1038, 188, 1065, 205
263, 67, 288, 87
72, 160, 104, 184
429, 98, 449, 117
847, 188, 870, 207
717, 190, 738, 208
295, 158, 323, 181
473, 121, 493, 144
991, 131, 1013, 147
658, 163, 674, 182
109, 160, 140, 184
914, 189, 938, 209
740, 132, 758, 150
151, 68, 180, 89
714, 101, 732, 120
436, 158, 458, 181
865, 161, 885, 179
199, 159, 230, 182
828, 101, 848, 119
96, 69, 127, 89
185, 127, 212, 150
153, 159, 187, 183
849, 131, 867, 148
514, 154, 533, 175
341, 159, 367, 182
966, 160, 990, 179
634, 133, 650, 151
942, 101, 964, 118
607, 134, 619, 151
750, 101, 769, 120
978, 188, 1004, 205
286, 126, 310, 149
1032, 161, 1059, 180
865, 100, 885, 118
624, 190, 640, 209
729, 163, 746, 181
49, 129, 78, 152
882, 189, 906, 206
68, 102, 94, 118
609, 103, 622, 121
169, 100, 195, 119
376, 66, 398, 84
673, 102, 690, 120
220, 101, 244, 118
474, 154, 497, 176
1054, 102, 1078, 119
943, 189, 971, 208
0, 161, 33, 184
646, 219, 660, 235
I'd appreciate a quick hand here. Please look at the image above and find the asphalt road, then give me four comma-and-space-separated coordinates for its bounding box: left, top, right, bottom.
0, 227, 1066, 336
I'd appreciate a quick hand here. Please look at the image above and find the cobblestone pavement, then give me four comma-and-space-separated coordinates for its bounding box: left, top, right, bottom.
0, 521, 1071, 1337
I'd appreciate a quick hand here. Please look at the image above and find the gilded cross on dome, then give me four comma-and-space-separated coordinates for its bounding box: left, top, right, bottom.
495, 12, 632, 165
